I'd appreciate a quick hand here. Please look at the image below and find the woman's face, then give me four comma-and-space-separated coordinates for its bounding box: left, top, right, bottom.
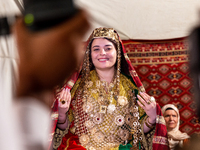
91, 38, 117, 71
164, 109, 178, 131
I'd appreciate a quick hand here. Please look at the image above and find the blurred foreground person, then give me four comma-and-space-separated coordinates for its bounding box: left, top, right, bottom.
179, 25, 200, 150
52, 27, 169, 150
162, 104, 190, 150
13, 8, 89, 150
189, 25, 200, 116
174, 134, 200, 150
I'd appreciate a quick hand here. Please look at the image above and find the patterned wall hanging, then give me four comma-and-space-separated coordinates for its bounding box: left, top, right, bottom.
123, 38, 200, 135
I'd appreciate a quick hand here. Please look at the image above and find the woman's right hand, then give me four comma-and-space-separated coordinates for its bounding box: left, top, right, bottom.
58, 88, 71, 114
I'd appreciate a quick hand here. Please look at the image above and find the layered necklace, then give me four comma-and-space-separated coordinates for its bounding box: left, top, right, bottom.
96, 70, 117, 113
72, 70, 142, 150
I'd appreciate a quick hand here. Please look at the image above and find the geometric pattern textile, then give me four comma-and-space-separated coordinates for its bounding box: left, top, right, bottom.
123, 38, 200, 135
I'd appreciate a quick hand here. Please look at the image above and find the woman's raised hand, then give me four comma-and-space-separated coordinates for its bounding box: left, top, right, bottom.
58, 88, 71, 115
137, 92, 157, 124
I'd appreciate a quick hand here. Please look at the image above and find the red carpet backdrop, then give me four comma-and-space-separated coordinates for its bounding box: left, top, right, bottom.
123, 38, 200, 135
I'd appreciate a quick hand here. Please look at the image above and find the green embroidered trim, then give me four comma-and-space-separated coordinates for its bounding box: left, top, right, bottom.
119, 144, 132, 150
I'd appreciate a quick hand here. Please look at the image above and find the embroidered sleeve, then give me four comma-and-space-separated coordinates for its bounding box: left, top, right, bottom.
52, 118, 70, 149
140, 115, 156, 150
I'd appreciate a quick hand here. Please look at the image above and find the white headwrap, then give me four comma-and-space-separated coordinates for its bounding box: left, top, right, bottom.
162, 104, 190, 150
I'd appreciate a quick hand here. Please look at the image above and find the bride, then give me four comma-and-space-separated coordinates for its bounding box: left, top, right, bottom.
52, 27, 169, 150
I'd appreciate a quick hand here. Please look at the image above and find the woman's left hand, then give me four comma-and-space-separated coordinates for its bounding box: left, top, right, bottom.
137, 92, 157, 124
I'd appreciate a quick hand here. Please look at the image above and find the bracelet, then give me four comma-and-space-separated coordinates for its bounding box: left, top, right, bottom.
145, 117, 155, 129
147, 117, 155, 126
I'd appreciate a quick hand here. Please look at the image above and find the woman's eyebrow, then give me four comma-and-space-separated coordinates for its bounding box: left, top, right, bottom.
105, 44, 112, 47
92, 45, 100, 48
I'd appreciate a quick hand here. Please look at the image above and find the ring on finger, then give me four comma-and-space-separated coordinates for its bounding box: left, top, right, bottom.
147, 101, 151, 104
150, 96, 155, 102
60, 99, 66, 104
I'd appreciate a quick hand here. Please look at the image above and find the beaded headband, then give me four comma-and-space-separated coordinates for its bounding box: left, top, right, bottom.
90, 27, 119, 43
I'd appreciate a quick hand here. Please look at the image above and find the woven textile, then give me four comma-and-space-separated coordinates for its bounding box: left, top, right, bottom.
123, 38, 200, 135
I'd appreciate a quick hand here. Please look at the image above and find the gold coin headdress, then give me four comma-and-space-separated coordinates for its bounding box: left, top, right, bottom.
90, 27, 119, 43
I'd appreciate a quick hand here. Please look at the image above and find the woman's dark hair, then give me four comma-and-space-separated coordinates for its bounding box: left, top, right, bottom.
88, 38, 130, 76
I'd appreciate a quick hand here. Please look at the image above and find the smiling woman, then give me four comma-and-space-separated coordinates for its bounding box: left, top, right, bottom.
91, 38, 117, 81
52, 27, 169, 150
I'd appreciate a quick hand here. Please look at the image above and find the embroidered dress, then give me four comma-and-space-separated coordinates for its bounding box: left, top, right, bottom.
70, 70, 144, 149
50, 27, 169, 150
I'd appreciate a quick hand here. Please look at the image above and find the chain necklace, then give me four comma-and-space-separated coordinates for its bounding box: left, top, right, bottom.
95, 70, 117, 113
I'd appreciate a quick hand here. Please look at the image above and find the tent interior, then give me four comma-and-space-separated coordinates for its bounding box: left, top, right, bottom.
1, 0, 200, 148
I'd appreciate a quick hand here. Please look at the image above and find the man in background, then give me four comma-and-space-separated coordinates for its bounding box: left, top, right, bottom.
0, 0, 90, 149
